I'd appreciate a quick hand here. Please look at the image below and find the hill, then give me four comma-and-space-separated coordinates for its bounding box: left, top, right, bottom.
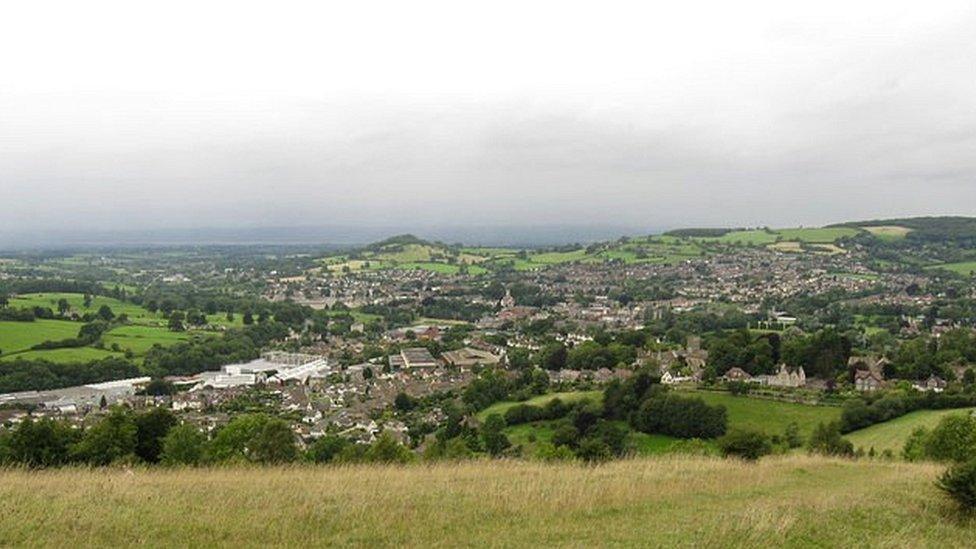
0, 456, 967, 546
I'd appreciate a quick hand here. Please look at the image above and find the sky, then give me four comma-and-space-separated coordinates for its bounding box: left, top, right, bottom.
2, 0, 975, 240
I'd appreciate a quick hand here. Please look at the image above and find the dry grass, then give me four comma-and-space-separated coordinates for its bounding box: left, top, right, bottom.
0, 455, 970, 548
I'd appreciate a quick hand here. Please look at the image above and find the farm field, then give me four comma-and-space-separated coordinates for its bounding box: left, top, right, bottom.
8, 293, 150, 322
0, 319, 82, 356
847, 408, 976, 454
1, 346, 123, 363
101, 325, 191, 355
700, 229, 780, 245
476, 390, 601, 421
0, 457, 968, 547
684, 391, 843, 439
0, 294, 226, 363
862, 225, 912, 240
774, 227, 859, 243
927, 261, 976, 276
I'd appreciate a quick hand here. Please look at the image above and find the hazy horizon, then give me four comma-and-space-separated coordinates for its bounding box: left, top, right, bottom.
3, 0, 975, 237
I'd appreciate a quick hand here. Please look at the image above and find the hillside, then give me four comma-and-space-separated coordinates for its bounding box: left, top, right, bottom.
0, 456, 968, 547
315, 216, 976, 275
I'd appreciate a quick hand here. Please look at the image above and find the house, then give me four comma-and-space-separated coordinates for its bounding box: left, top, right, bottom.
762, 364, 806, 388
723, 367, 753, 382
854, 369, 884, 392
914, 375, 947, 393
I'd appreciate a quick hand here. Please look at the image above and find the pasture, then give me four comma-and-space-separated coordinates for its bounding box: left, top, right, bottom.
686, 391, 843, 439
862, 225, 912, 240
0, 456, 968, 547
0, 319, 82, 356
927, 261, 976, 276
847, 408, 976, 454
476, 390, 602, 422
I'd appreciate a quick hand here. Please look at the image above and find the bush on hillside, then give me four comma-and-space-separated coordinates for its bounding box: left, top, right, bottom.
938, 459, 976, 512
718, 429, 773, 461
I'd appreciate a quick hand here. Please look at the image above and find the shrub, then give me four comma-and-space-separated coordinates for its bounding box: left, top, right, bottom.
902, 427, 928, 462
718, 429, 773, 461
808, 422, 854, 457
924, 415, 976, 463
937, 459, 976, 512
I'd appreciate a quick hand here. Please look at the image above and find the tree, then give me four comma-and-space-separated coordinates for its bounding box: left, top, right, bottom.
481, 414, 511, 456
0, 294, 8, 308
243, 311, 255, 325
72, 407, 138, 465
144, 379, 175, 396
784, 422, 803, 449
168, 311, 185, 332
134, 408, 178, 463
807, 422, 854, 457
97, 305, 115, 321
576, 438, 612, 462
364, 432, 414, 463
306, 435, 350, 464
208, 414, 276, 463
248, 419, 298, 464
83, 293, 93, 308
160, 424, 207, 466
57, 298, 70, 316
3, 417, 79, 467
718, 429, 772, 460
538, 343, 568, 371
394, 392, 415, 412
923, 414, 976, 463
937, 458, 976, 512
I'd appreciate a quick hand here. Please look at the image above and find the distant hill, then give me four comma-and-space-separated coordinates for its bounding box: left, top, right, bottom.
830, 216, 976, 243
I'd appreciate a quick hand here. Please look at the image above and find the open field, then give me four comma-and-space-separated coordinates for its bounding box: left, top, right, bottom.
476, 390, 601, 421
774, 227, 859, 243
0, 319, 82, 355
9, 293, 150, 320
688, 391, 842, 438
701, 229, 780, 245
863, 225, 912, 240
102, 325, 191, 355
0, 456, 969, 547
847, 408, 976, 454
927, 261, 976, 276
0, 294, 223, 362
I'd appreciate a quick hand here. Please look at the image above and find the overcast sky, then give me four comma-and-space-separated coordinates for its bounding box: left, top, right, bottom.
2, 0, 975, 236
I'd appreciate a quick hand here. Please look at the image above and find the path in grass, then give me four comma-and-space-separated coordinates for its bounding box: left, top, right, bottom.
847, 408, 976, 454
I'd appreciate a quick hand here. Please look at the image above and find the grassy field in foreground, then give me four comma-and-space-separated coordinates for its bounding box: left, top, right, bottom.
0, 456, 970, 547
847, 408, 976, 454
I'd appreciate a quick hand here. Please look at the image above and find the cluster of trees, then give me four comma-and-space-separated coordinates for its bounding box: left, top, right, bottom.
891, 330, 976, 381
461, 368, 549, 411
604, 370, 727, 439
143, 322, 289, 377
0, 357, 140, 393
0, 408, 420, 468
707, 330, 777, 376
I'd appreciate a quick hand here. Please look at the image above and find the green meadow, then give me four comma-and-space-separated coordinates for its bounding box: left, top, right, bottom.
847, 408, 976, 454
